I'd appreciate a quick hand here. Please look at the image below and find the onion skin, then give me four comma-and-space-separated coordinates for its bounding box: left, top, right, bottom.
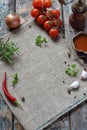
5, 14, 20, 29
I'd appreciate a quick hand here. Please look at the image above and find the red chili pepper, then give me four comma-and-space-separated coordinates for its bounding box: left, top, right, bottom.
2, 72, 22, 108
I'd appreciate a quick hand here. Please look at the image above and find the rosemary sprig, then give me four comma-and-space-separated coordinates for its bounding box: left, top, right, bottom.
0, 37, 19, 64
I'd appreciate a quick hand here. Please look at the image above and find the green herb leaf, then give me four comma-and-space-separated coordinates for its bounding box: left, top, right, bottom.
0, 37, 19, 64
65, 64, 79, 77
42, 37, 47, 43
12, 73, 19, 87
71, 64, 76, 68
35, 35, 47, 47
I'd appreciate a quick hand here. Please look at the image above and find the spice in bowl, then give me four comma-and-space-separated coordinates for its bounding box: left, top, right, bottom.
73, 32, 87, 53
73, 32, 87, 63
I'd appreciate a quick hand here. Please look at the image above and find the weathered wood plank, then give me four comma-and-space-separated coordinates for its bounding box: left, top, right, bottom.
70, 100, 87, 130
43, 114, 70, 130
0, 0, 87, 130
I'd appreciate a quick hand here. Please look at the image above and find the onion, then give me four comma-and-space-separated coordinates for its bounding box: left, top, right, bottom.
5, 13, 20, 29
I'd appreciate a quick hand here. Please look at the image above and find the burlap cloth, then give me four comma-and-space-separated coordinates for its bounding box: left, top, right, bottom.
0, 20, 87, 130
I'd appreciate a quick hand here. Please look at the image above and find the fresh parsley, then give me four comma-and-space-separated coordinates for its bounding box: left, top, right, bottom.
35, 35, 47, 47
0, 37, 19, 64
12, 73, 19, 87
65, 64, 79, 76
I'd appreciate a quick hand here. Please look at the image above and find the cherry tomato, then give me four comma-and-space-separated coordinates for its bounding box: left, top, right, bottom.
53, 18, 62, 27
45, 10, 53, 19
43, 20, 54, 30
43, 0, 52, 8
52, 9, 60, 19
58, 18, 62, 27
31, 8, 40, 18
36, 14, 48, 25
33, 0, 42, 9
49, 27, 59, 38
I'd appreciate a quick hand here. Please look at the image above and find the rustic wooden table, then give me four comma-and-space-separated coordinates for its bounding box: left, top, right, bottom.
0, 0, 87, 130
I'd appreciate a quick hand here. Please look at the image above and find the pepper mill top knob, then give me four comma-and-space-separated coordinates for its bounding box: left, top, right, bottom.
72, 1, 87, 14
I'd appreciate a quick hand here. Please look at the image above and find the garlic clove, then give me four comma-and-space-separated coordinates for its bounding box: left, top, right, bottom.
81, 69, 87, 80
69, 80, 80, 90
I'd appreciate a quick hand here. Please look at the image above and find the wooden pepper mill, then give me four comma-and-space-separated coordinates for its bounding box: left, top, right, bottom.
69, 0, 87, 31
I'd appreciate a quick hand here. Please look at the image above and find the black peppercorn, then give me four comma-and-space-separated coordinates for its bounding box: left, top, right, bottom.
21, 97, 25, 102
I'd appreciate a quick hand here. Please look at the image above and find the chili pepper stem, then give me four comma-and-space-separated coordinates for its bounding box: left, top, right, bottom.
14, 100, 23, 109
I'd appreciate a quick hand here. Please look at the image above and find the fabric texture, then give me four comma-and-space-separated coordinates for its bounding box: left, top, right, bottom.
0, 20, 87, 130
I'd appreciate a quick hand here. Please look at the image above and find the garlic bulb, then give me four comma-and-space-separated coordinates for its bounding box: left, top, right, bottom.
69, 80, 80, 91
81, 69, 87, 80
